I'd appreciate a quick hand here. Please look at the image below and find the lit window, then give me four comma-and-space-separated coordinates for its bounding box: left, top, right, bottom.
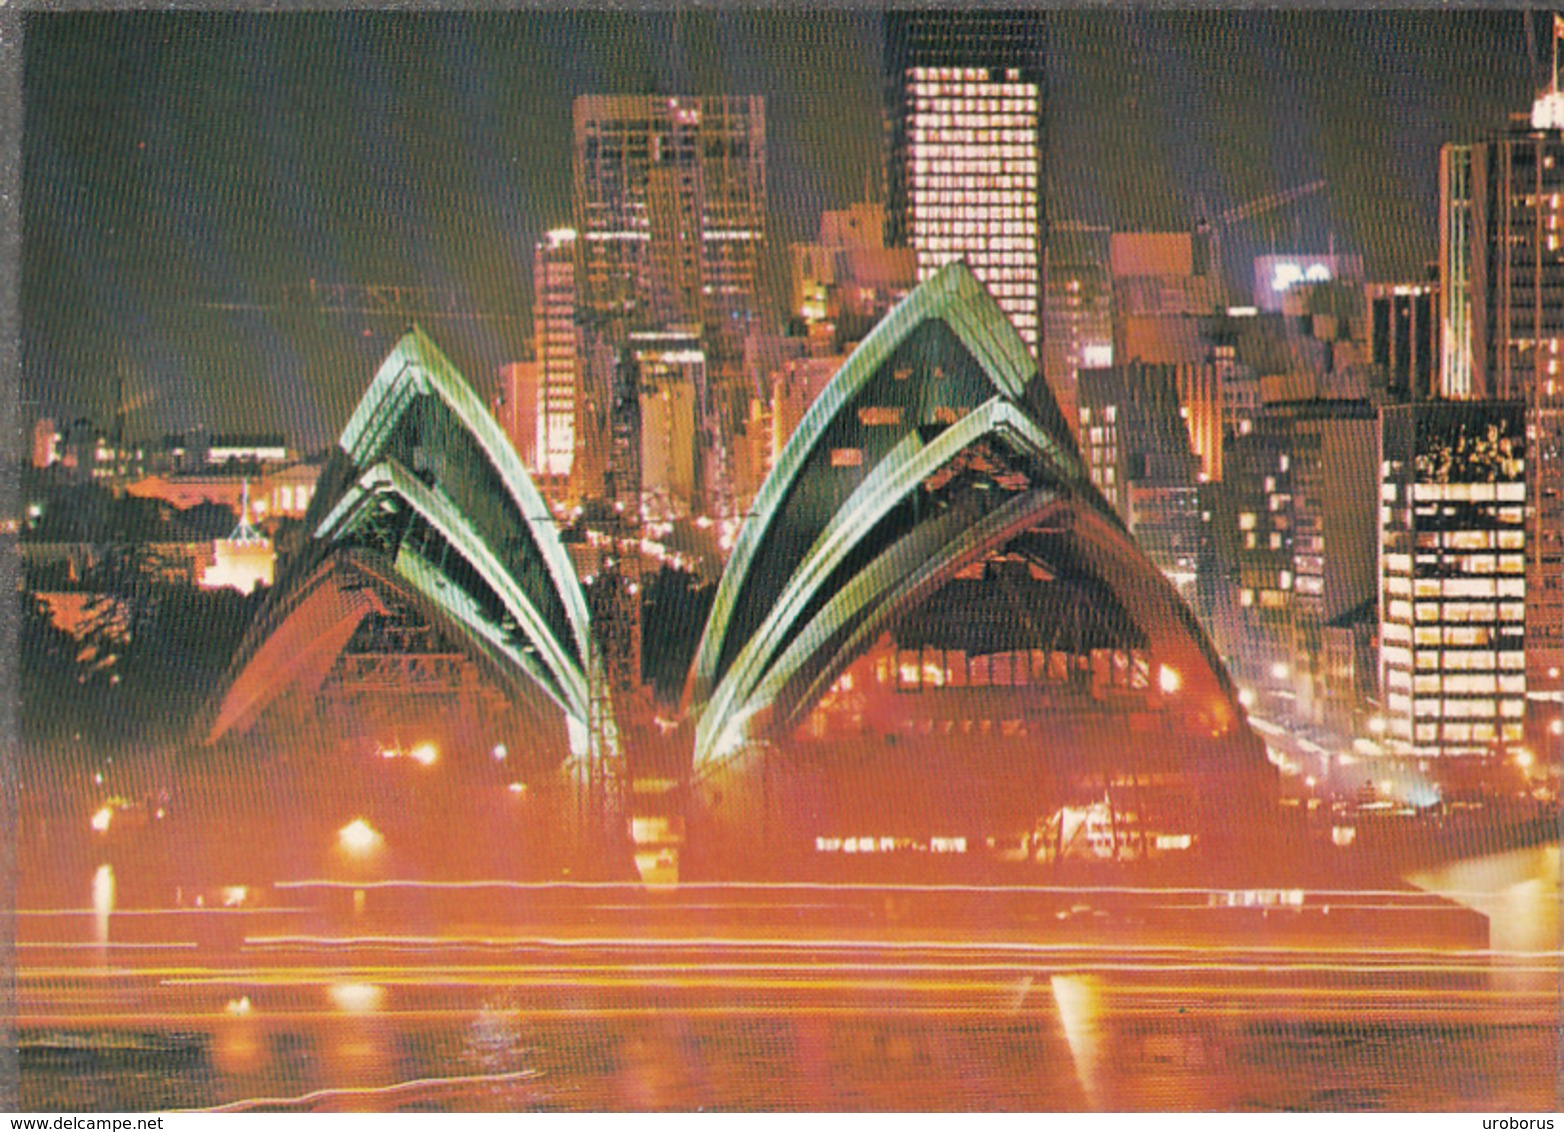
857, 406, 902, 427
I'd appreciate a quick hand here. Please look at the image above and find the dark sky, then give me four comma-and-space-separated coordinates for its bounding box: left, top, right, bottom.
21, 10, 1540, 451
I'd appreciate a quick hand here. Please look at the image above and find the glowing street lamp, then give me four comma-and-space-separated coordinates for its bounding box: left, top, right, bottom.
1515, 748, 1535, 771
90, 805, 114, 834
338, 818, 382, 856
1270, 661, 1291, 682
408, 743, 438, 768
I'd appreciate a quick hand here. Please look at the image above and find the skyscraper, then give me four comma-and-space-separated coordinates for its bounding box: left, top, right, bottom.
573, 94, 766, 364
1367, 282, 1439, 402
1077, 363, 1206, 601
884, 10, 1044, 354
533, 229, 581, 481
495, 360, 540, 473
1222, 399, 1378, 726
1042, 223, 1112, 433
1438, 95, 1564, 704
630, 327, 706, 521
573, 94, 767, 517
1379, 402, 1527, 759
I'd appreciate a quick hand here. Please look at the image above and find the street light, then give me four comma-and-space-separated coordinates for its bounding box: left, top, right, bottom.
408, 743, 438, 768
338, 818, 382, 856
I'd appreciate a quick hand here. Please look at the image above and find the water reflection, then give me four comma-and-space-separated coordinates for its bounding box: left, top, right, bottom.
90, 864, 114, 965
20, 1005, 1561, 1112
211, 1014, 265, 1077
1050, 974, 1104, 1110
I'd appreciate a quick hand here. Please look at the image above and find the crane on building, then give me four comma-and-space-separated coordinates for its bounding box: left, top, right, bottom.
196, 280, 521, 326
1197, 179, 1328, 305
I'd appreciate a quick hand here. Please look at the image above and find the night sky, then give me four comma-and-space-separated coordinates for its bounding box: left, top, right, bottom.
21, 10, 1541, 451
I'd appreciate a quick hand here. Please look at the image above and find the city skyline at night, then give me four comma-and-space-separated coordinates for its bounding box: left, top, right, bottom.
11, 9, 1562, 1115
21, 9, 1547, 448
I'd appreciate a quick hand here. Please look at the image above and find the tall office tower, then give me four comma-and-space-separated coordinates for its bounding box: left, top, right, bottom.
1177, 360, 1225, 485
1438, 126, 1564, 399
1221, 399, 1378, 726
1438, 95, 1564, 702
1367, 282, 1440, 402
573, 94, 766, 363
583, 349, 645, 697
495, 361, 540, 472
884, 10, 1044, 353
533, 229, 582, 481
1379, 402, 1528, 759
630, 327, 706, 521
1077, 363, 1206, 601
574, 94, 766, 520
1042, 224, 1113, 434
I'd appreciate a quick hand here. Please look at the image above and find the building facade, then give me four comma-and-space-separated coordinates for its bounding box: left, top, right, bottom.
1367, 282, 1440, 402
630, 327, 706, 521
1220, 400, 1379, 725
1111, 231, 1217, 370
573, 94, 766, 363
790, 201, 918, 344
1077, 363, 1206, 601
496, 361, 540, 473
533, 229, 582, 481
1379, 401, 1528, 759
1041, 224, 1113, 435
884, 10, 1044, 354
1439, 114, 1564, 701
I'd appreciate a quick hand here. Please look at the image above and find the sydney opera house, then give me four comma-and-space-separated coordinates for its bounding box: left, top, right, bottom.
204, 263, 1275, 882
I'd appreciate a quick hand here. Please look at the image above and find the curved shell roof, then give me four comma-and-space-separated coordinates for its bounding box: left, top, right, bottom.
205, 327, 592, 745
688, 261, 1251, 770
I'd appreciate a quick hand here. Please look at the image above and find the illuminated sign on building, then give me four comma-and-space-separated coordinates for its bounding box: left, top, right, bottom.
1252, 254, 1363, 312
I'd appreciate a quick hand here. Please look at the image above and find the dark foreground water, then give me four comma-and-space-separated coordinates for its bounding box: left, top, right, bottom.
20, 1009, 1560, 1112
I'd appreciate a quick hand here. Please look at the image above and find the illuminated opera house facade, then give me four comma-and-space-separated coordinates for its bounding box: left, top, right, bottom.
207, 263, 1274, 879
203, 329, 608, 865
